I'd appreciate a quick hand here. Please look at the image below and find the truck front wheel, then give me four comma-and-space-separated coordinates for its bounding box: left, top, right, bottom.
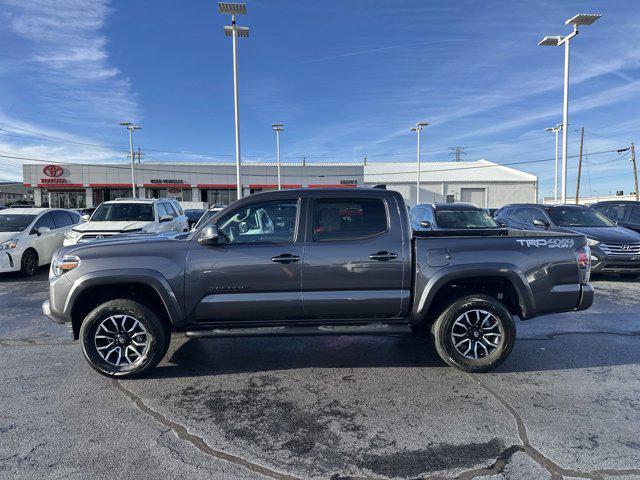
431, 295, 515, 373
79, 299, 169, 378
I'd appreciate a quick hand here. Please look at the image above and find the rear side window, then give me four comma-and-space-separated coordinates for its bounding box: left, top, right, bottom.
51, 210, 73, 228
629, 206, 640, 223
312, 198, 387, 241
156, 203, 168, 218
31, 212, 55, 233
601, 204, 627, 222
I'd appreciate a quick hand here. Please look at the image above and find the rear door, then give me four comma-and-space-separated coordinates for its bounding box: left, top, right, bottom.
301, 194, 410, 319
185, 197, 305, 322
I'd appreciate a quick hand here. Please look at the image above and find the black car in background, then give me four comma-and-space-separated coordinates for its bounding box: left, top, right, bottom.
590, 201, 640, 234
184, 208, 206, 229
495, 203, 640, 277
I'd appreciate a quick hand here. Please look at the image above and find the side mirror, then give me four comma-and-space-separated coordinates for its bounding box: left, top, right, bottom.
198, 225, 220, 246
419, 220, 432, 229
497, 221, 507, 228
159, 215, 173, 223
533, 219, 550, 228
37, 226, 51, 235
81, 214, 90, 222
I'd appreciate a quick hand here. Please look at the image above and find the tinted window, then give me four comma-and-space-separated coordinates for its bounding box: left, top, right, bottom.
164, 203, 177, 218
51, 210, 73, 228
313, 198, 387, 241
32, 213, 56, 232
546, 208, 614, 227
217, 199, 298, 244
507, 207, 533, 224
628, 206, 640, 224
92, 203, 154, 222
434, 209, 498, 229
0, 214, 36, 232
194, 210, 214, 230
601, 204, 627, 222
185, 209, 206, 221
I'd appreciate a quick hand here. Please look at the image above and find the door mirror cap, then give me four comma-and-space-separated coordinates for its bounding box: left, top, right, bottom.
159, 214, 173, 223
533, 219, 550, 228
37, 226, 51, 235
81, 214, 90, 222
198, 225, 219, 246
419, 220, 432, 229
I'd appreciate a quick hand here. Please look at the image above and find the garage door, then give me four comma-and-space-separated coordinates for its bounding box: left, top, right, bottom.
460, 188, 486, 208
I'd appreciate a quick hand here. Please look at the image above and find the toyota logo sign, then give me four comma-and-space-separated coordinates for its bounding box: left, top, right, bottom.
43, 165, 63, 178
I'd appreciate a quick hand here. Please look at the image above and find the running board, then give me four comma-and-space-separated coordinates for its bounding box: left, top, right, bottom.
184, 323, 412, 338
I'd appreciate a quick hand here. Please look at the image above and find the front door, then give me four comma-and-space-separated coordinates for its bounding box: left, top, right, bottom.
185, 197, 304, 323
301, 195, 410, 320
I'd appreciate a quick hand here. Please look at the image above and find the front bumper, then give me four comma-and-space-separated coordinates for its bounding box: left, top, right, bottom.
42, 299, 66, 324
0, 251, 20, 273
576, 284, 594, 311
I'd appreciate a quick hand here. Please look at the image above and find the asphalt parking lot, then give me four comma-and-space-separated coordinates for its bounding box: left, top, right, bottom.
1, 269, 639, 480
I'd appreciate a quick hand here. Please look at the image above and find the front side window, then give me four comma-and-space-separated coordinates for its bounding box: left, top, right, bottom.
91, 203, 155, 222
434, 208, 498, 229
0, 214, 36, 232
628, 206, 640, 223
217, 199, 298, 244
546, 208, 615, 227
600, 204, 627, 222
32, 213, 55, 232
313, 198, 387, 241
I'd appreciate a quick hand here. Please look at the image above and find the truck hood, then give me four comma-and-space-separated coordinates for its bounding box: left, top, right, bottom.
71, 220, 154, 233
555, 226, 640, 243
60, 231, 189, 256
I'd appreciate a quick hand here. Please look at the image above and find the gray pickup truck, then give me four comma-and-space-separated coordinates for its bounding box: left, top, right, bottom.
43, 188, 593, 377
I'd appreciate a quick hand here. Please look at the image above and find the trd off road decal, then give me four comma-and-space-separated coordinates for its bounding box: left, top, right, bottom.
516, 238, 575, 248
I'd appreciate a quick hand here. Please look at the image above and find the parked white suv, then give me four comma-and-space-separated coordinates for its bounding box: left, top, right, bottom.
0, 208, 81, 276
63, 198, 189, 246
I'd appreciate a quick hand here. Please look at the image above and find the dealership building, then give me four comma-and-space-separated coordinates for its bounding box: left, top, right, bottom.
23, 159, 537, 209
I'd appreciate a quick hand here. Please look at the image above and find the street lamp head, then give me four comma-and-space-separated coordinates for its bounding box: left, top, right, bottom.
119, 121, 132, 126
566, 14, 601, 26
416, 122, 429, 127
224, 25, 249, 37
272, 123, 284, 131
218, 2, 246, 15
538, 35, 562, 46
410, 127, 419, 132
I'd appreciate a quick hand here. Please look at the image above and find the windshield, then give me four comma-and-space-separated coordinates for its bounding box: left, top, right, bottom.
435, 209, 499, 229
0, 214, 36, 232
91, 203, 154, 222
547, 208, 614, 227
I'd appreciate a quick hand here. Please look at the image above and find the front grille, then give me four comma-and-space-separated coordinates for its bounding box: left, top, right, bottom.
599, 243, 640, 256
603, 264, 640, 270
78, 233, 118, 242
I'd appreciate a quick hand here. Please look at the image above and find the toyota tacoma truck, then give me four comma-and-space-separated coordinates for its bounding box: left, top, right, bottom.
43, 188, 593, 377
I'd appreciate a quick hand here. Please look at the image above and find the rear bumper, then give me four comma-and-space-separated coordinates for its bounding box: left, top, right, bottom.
576, 284, 594, 311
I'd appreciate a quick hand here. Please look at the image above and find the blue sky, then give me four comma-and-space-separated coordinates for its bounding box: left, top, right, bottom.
1, 0, 640, 198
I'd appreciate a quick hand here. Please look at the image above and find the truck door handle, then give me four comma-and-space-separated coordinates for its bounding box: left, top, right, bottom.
369, 251, 398, 261
271, 254, 301, 264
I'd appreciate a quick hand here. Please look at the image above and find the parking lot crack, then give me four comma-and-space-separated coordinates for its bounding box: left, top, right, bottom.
111, 379, 302, 480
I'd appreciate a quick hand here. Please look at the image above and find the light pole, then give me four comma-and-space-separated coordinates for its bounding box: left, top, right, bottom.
219, 2, 249, 200
272, 124, 284, 190
545, 123, 563, 204
119, 122, 141, 198
410, 122, 429, 204
539, 13, 601, 204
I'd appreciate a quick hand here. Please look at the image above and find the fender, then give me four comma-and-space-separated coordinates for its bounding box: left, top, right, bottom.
64, 268, 183, 325
412, 262, 536, 321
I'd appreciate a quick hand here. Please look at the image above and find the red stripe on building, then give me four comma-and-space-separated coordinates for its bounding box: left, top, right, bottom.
308, 184, 358, 188
23, 183, 31, 187
143, 183, 191, 188
249, 184, 303, 189
36, 183, 84, 188
197, 184, 236, 188
90, 183, 134, 187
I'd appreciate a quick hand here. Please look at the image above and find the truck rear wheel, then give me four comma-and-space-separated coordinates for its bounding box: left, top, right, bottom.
79, 299, 169, 378
431, 295, 515, 373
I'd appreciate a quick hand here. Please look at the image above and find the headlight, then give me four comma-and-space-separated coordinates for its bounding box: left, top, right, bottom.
64, 230, 81, 240
0, 239, 18, 250
51, 255, 81, 277
587, 238, 600, 247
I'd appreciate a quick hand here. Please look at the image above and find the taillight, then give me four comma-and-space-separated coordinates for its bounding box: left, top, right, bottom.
575, 244, 591, 283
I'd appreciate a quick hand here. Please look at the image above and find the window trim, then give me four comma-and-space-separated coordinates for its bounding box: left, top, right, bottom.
213, 197, 302, 246
309, 196, 390, 243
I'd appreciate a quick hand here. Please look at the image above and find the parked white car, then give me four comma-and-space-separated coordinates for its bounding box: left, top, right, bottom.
0, 208, 81, 276
63, 198, 189, 246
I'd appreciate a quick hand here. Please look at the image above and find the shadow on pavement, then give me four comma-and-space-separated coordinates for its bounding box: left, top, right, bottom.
148, 327, 640, 379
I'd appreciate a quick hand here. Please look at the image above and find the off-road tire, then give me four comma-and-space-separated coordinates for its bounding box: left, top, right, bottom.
80, 299, 169, 378
431, 294, 515, 373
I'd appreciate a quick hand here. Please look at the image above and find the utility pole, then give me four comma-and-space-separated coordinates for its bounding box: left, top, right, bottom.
410, 122, 429, 204
575, 127, 584, 204
632, 142, 639, 201
272, 124, 284, 190
449, 146, 466, 162
136, 147, 144, 164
